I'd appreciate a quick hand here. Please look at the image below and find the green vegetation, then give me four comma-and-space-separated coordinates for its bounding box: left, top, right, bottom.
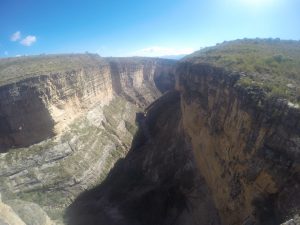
0, 53, 104, 85
187, 38, 300, 104
0, 54, 175, 86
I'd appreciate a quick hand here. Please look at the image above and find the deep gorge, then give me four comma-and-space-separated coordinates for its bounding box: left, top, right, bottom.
0, 51, 299, 225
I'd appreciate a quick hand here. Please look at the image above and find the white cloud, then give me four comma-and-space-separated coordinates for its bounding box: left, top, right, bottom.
10, 31, 21, 41
20, 35, 37, 46
132, 46, 195, 57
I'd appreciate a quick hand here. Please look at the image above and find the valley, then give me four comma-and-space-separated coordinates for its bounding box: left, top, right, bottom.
0, 39, 300, 225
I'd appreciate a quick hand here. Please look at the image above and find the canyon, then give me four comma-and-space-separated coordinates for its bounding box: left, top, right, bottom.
0, 55, 175, 224
0, 40, 300, 225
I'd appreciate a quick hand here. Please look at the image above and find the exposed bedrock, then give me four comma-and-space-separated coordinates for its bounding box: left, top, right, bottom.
1, 54, 300, 225
66, 61, 300, 225
0, 57, 175, 152
0, 57, 176, 222
177, 62, 300, 225
66, 91, 221, 225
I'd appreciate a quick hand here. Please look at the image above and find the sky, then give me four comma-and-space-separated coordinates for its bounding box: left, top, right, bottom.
0, 0, 300, 58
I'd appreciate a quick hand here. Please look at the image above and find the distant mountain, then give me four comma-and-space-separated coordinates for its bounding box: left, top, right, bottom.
159, 54, 188, 60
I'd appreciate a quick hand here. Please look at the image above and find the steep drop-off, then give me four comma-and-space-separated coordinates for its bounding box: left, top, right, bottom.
66, 40, 300, 225
177, 62, 300, 225
0, 56, 174, 151
0, 55, 175, 222
66, 91, 221, 225
178, 39, 300, 225
1, 40, 300, 225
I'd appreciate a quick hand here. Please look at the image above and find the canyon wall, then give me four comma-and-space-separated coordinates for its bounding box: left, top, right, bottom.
66, 90, 221, 225
177, 62, 300, 225
0, 65, 112, 151
65, 60, 300, 225
1, 53, 299, 225
0, 57, 174, 152
0, 56, 175, 222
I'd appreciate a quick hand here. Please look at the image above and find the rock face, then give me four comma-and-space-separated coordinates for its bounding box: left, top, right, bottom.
0, 56, 175, 222
0, 199, 26, 225
66, 58, 300, 225
0, 57, 174, 151
66, 91, 221, 225
4, 199, 55, 225
0, 194, 54, 225
177, 62, 300, 225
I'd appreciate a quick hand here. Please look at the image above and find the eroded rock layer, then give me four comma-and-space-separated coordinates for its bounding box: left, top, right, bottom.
66, 59, 300, 225
177, 62, 300, 225
66, 91, 221, 225
0, 57, 174, 151
0, 56, 175, 222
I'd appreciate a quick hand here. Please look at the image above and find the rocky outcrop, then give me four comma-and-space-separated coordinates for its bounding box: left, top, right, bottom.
0, 194, 54, 225
0, 199, 26, 225
177, 62, 300, 225
5, 199, 55, 225
281, 215, 300, 225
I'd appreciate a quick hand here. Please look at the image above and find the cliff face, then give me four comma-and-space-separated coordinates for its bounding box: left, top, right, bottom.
177, 62, 300, 225
66, 91, 221, 225
0, 56, 175, 221
108, 58, 174, 104
0, 66, 112, 150
64, 59, 300, 225
0, 58, 174, 152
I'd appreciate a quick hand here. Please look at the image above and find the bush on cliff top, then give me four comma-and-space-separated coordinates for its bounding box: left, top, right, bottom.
186, 38, 300, 104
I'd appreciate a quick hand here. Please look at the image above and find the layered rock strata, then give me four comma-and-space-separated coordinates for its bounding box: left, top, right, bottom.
0, 57, 174, 151
1, 52, 300, 225
66, 60, 300, 225
177, 62, 300, 225
66, 91, 221, 225
0, 56, 175, 222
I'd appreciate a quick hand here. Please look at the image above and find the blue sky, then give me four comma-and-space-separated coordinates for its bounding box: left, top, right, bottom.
0, 0, 300, 58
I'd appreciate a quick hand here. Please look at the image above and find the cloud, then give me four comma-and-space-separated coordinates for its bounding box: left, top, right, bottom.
133, 46, 195, 57
10, 31, 37, 46
10, 31, 21, 41
20, 35, 37, 46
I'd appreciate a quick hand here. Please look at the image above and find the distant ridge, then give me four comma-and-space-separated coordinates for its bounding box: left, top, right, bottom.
159, 54, 187, 60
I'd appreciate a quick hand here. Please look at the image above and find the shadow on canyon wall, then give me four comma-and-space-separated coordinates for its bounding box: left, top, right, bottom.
64, 91, 221, 225
0, 77, 55, 152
